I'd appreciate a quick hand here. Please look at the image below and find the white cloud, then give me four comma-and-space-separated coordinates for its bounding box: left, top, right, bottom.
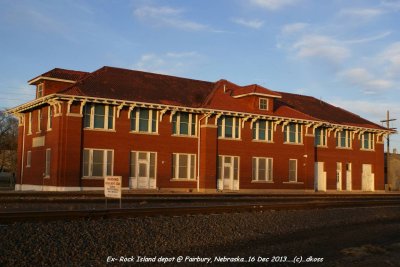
339, 8, 385, 19
345, 31, 391, 44
134, 52, 202, 75
232, 18, 264, 29
339, 68, 393, 94
133, 5, 214, 32
249, 0, 299, 10
292, 35, 350, 63
378, 42, 400, 77
281, 23, 308, 35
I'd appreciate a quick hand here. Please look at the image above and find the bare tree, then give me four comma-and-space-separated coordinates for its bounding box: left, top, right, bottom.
0, 110, 18, 172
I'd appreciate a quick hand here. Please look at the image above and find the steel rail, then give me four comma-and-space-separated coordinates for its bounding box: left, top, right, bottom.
1, 199, 400, 224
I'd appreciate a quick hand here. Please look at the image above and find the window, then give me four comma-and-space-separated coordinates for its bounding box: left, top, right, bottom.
288, 159, 297, 182
259, 98, 268, 110
172, 112, 197, 136
217, 116, 240, 139
337, 130, 352, 148
315, 128, 327, 146
26, 151, 32, 167
28, 112, 32, 134
37, 109, 42, 132
361, 132, 374, 150
284, 123, 302, 144
130, 108, 158, 133
252, 157, 273, 182
130, 151, 156, 179
172, 153, 196, 179
253, 120, 273, 142
45, 149, 51, 177
83, 104, 115, 130
82, 149, 113, 177
47, 106, 52, 130
37, 84, 43, 98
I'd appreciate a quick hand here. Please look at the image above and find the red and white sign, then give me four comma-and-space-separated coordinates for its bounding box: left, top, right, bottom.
104, 176, 122, 199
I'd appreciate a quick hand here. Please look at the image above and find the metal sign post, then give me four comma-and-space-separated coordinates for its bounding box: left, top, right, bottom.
104, 176, 122, 209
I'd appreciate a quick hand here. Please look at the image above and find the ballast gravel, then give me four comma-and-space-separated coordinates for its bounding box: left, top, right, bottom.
1, 206, 400, 266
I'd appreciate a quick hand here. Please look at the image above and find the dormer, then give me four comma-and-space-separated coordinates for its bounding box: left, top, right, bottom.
28, 68, 88, 99
230, 84, 281, 113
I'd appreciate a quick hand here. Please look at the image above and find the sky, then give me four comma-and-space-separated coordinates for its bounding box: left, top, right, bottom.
0, 0, 399, 150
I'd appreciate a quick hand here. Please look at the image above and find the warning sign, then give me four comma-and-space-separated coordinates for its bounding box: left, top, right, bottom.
104, 176, 122, 199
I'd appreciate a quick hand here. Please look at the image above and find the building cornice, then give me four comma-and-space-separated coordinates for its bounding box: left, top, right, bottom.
6, 93, 395, 135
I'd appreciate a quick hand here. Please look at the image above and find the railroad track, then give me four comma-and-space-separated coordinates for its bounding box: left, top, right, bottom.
1, 198, 400, 224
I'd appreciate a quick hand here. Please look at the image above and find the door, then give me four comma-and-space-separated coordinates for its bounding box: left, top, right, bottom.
314, 162, 326, 192
346, 163, 352, 191
218, 156, 239, 190
336, 162, 342, 191
362, 164, 374, 191
130, 151, 156, 189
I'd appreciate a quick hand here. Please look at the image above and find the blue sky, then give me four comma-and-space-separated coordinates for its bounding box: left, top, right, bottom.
1, 0, 399, 150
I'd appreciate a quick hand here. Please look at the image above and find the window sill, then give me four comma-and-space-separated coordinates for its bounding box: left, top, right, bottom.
251, 180, 274, 183
360, 148, 375, 152
129, 131, 159, 135
283, 142, 303, 145
316, 145, 328, 148
84, 128, 116, 132
36, 131, 42, 134
47, 129, 52, 132
81, 176, 105, 180
283, 181, 303, 184
336, 147, 352, 150
218, 137, 242, 141
252, 140, 274, 143
172, 134, 197, 138
170, 178, 197, 182
44, 176, 50, 179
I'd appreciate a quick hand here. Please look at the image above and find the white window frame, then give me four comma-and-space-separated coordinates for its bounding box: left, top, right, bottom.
130, 108, 158, 134
172, 112, 197, 136
47, 106, 52, 131
259, 98, 268, 110
82, 148, 114, 178
28, 112, 32, 135
37, 83, 43, 98
84, 104, 115, 131
288, 159, 297, 182
284, 123, 302, 144
45, 148, 51, 178
172, 153, 196, 180
253, 120, 273, 142
26, 151, 32, 167
315, 128, 327, 147
361, 132, 375, 150
37, 109, 42, 132
252, 157, 273, 182
337, 130, 352, 149
218, 116, 241, 139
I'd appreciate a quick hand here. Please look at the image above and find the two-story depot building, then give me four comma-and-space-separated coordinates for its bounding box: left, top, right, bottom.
8, 66, 391, 192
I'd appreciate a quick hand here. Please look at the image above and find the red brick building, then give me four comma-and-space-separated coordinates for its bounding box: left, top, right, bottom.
8, 66, 391, 192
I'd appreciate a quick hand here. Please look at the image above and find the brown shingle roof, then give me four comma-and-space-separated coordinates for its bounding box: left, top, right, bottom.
61, 66, 215, 107
57, 66, 383, 130
276, 92, 385, 130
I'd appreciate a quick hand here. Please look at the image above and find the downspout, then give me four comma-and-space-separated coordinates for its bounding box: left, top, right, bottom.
197, 114, 209, 193
20, 115, 26, 191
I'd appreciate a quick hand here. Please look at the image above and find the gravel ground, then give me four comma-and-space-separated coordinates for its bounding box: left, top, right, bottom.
1, 206, 400, 266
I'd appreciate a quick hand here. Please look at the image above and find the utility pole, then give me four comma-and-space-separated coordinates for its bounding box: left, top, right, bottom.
380, 110, 397, 190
